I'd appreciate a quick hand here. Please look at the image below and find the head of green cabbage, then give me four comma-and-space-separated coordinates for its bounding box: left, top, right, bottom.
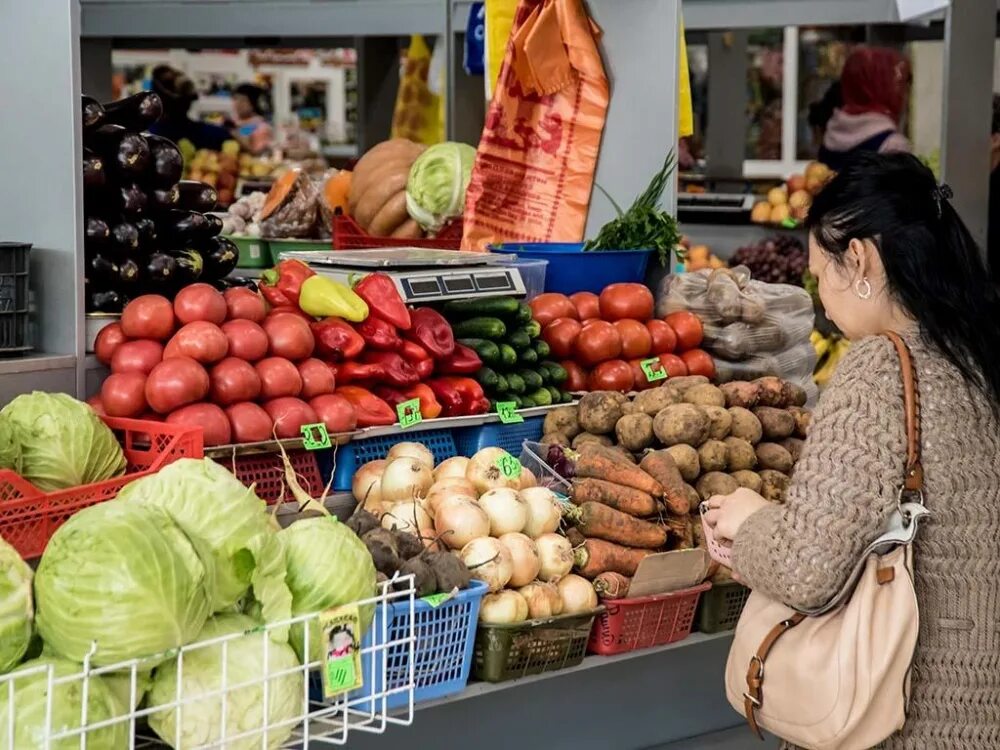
0, 536, 32, 674
0, 413, 21, 474
0, 392, 125, 491
147, 613, 301, 750
34, 500, 212, 666
405, 141, 476, 233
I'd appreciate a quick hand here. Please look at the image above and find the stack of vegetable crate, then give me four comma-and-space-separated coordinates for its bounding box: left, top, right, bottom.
442, 296, 573, 410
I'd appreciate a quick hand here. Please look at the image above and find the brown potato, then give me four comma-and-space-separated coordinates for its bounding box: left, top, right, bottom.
684, 383, 726, 408
631, 386, 682, 416
615, 413, 655, 452
696, 471, 740, 501
755, 443, 794, 473
543, 406, 581, 439
720, 381, 760, 409
787, 406, 811, 438
729, 407, 763, 444
698, 439, 729, 472
754, 376, 786, 407
572, 432, 614, 450
578, 392, 625, 434
540, 432, 571, 446
662, 375, 709, 394
665, 444, 700, 482
782, 381, 808, 408
683, 483, 701, 512
702, 406, 732, 440
760, 470, 790, 503
730, 470, 763, 493
724, 437, 757, 471
753, 407, 795, 440
780, 437, 805, 464
653, 403, 711, 447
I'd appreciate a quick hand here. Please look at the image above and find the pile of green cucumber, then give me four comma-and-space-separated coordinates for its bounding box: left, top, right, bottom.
443, 296, 572, 409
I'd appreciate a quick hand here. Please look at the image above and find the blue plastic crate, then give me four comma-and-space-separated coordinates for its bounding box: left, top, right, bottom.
453, 417, 544, 457
491, 243, 653, 295
331, 428, 457, 491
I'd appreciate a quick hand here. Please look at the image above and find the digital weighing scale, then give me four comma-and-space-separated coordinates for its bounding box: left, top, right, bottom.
279, 248, 527, 303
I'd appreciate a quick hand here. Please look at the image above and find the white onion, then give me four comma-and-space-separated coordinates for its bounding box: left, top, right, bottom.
498, 533, 541, 587
466, 447, 520, 494
380, 457, 434, 505
479, 590, 528, 624
386, 442, 434, 469
477, 488, 527, 536
434, 456, 470, 481
381, 501, 433, 541
519, 467, 538, 490
352, 459, 387, 513
434, 498, 490, 550
558, 574, 598, 614
519, 487, 562, 539
535, 533, 573, 582
425, 478, 478, 517
459, 537, 513, 592
518, 581, 563, 618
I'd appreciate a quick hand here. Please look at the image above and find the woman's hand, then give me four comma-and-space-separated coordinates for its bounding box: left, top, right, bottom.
703, 487, 771, 542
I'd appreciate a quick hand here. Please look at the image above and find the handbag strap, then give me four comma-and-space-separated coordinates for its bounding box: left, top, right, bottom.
882, 331, 924, 494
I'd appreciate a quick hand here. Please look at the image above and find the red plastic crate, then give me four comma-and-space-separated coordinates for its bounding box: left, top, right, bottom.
0, 416, 203, 559
221, 450, 324, 505
587, 583, 711, 656
333, 214, 463, 250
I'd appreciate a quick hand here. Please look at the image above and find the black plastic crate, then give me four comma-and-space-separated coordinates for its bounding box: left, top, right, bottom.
0, 243, 30, 354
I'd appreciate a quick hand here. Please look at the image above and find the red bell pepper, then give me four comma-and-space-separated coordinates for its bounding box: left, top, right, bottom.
425, 378, 465, 417
404, 383, 443, 420
259, 284, 291, 308
354, 316, 402, 351
407, 308, 455, 359
334, 361, 385, 385
336, 386, 396, 427
373, 385, 409, 411
353, 272, 411, 330
311, 318, 365, 362
413, 358, 434, 380
361, 351, 419, 387
434, 344, 482, 375
399, 339, 434, 378
261, 259, 315, 308
438, 377, 490, 415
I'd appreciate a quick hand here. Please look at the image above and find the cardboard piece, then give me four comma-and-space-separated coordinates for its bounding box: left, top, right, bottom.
626, 548, 709, 598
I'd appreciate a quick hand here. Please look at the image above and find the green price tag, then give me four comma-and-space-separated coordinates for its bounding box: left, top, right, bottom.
421, 592, 452, 608
300, 423, 332, 450
496, 401, 523, 424
320, 604, 363, 698
397, 398, 423, 429
640, 357, 668, 382
496, 453, 522, 480
780, 217, 799, 229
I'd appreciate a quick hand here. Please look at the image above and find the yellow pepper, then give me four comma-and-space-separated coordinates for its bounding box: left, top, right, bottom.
298, 276, 369, 321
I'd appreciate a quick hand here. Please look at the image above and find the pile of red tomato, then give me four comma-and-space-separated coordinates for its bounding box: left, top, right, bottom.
92, 283, 356, 446
530, 283, 714, 393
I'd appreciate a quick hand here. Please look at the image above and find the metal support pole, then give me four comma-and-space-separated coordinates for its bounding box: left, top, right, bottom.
705, 31, 749, 179
80, 39, 113, 103
356, 37, 402, 153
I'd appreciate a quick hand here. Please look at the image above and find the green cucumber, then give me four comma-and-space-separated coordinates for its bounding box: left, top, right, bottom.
560, 390, 574, 403
519, 394, 536, 408
547, 386, 561, 403
519, 369, 544, 390
523, 320, 542, 338
494, 374, 509, 395
545, 363, 568, 384
538, 364, 553, 385
507, 394, 524, 409
498, 344, 518, 368
526, 387, 552, 407
519, 348, 538, 365
533, 340, 551, 358
458, 338, 501, 367
443, 296, 520, 318
515, 303, 533, 324
476, 367, 500, 391
506, 329, 532, 350
506, 373, 526, 394
452, 317, 507, 340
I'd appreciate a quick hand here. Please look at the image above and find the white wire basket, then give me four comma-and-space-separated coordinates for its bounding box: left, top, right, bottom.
1, 576, 417, 749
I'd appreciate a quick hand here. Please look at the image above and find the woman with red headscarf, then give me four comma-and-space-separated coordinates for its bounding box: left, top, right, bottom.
819, 47, 911, 170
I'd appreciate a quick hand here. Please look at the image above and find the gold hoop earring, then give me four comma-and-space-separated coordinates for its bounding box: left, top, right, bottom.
854, 278, 872, 300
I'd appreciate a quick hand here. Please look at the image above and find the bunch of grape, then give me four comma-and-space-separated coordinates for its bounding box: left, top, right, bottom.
731, 234, 808, 285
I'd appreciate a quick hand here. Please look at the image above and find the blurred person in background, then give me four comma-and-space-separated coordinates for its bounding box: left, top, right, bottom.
231, 83, 274, 155
808, 81, 841, 153
989, 94, 1000, 281
819, 47, 911, 170
148, 65, 230, 151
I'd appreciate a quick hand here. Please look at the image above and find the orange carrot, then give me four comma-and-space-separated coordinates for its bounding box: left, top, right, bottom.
564, 502, 668, 549
574, 449, 664, 498
593, 572, 632, 600
665, 514, 695, 549
571, 478, 657, 517
573, 537, 652, 578
639, 451, 689, 515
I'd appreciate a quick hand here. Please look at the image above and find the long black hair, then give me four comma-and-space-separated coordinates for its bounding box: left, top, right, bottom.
806, 151, 1000, 405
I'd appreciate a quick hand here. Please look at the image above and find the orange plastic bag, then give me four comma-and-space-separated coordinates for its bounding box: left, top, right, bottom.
462, 0, 609, 251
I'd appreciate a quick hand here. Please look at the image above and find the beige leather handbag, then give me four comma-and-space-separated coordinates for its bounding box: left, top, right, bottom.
725, 332, 927, 750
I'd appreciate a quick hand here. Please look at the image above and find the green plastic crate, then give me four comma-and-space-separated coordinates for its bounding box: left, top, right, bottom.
695, 581, 751, 634
228, 236, 271, 269
266, 237, 331, 263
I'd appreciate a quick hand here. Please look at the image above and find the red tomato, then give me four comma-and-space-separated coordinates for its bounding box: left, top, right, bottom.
110, 339, 163, 375
613, 319, 652, 359
101, 372, 148, 417
542, 318, 583, 359
174, 283, 227, 325
223, 287, 266, 323
588, 360, 634, 393
681, 349, 717, 380
569, 291, 600, 320
225, 402, 274, 444
86, 395, 106, 415
664, 311, 704, 351
210, 357, 262, 405
309, 394, 358, 433
263, 397, 319, 439
646, 319, 678, 354
255, 357, 303, 399
575, 320, 622, 366
164, 321, 229, 364
560, 361, 590, 392
628, 359, 656, 391
121, 295, 175, 340
220, 319, 269, 362
94, 322, 128, 366
145, 357, 210, 414
267, 305, 314, 323
166, 403, 232, 446
658, 353, 689, 378
599, 283, 654, 322
263, 313, 315, 361
529, 293, 578, 327
298, 358, 336, 399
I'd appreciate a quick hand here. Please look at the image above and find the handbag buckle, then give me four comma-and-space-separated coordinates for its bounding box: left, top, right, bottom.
743, 691, 761, 708
749, 655, 764, 680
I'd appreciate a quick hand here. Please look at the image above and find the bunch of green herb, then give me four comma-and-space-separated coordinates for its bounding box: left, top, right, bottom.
584, 151, 682, 266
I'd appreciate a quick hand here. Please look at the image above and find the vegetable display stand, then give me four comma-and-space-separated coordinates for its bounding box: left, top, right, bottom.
346, 580, 489, 711
695, 580, 751, 634
0, 417, 202, 558
267, 237, 333, 263
333, 214, 463, 251
490, 243, 653, 295
0, 242, 31, 353
227, 235, 271, 269
453, 417, 544, 457
332, 427, 457, 491
473, 609, 601, 683
587, 584, 710, 656
224, 449, 325, 505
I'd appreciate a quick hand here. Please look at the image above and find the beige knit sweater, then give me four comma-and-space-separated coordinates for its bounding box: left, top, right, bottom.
732, 333, 1000, 749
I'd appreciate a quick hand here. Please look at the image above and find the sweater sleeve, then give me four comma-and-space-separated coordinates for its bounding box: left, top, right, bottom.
731, 336, 908, 611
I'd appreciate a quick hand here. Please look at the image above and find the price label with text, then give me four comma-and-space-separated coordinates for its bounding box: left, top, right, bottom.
301, 423, 332, 450
496, 453, 522, 480
320, 604, 363, 698
495, 401, 523, 424
397, 399, 423, 429
640, 357, 668, 382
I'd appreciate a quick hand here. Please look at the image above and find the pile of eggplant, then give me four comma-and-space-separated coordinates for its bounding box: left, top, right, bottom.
82, 92, 241, 313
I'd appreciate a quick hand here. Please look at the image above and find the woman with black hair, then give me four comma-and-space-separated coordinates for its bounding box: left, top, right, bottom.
706, 152, 1000, 748
231, 83, 274, 155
